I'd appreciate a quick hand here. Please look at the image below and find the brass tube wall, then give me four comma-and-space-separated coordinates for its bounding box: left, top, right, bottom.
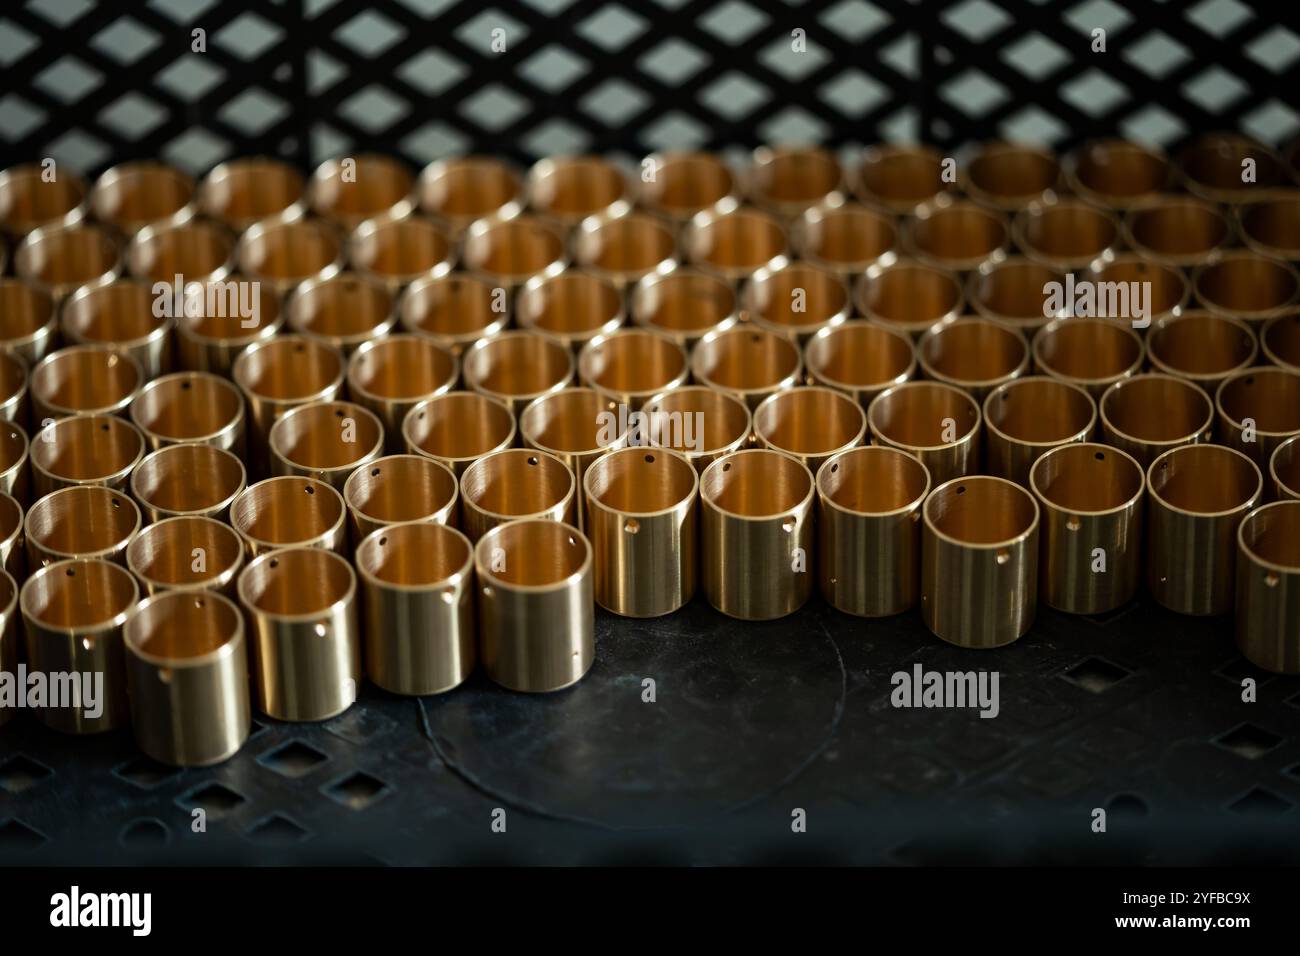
30, 414, 144, 495
1272, 434, 1300, 500
917, 317, 1028, 402
804, 320, 915, 409
130, 443, 246, 523
355, 521, 475, 695
1236, 501, 1300, 673
1065, 139, 1172, 209
1013, 200, 1120, 271
0, 350, 27, 424
1193, 251, 1300, 325
20, 558, 137, 732
579, 329, 689, 410
343, 453, 459, 540
1238, 192, 1300, 262
175, 280, 283, 376
699, 448, 814, 620
0, 163, 86, 236
268, 399, 385, 490
638, 152, 739, 223
641, 385, 750, 473
630, 268, 739, 348
906, 199, 1010, 272
816, 445, 929, 617
516, 270, 625, 353
237, 547, 361, 721
1033, 316, 1144, 399
31, 345, 143, 419
573, 211, 678, 286
308, 153, 415, 229
404, 391, 516, 477
753, 385, 866, 474
61, 279, 173, 379
1029, 442, 1145, 614
1261, 312, 1300, 373
527, 156, 630, 226
127, 515, 245, 596
463, 330, 573, 414
745, 261, 851, 343
348, 215, 454, 292
460, 448, 576, 543
920, 475, 1039, 648
0, 492, 22, 578
983, 376, 1096, 487
231, 476, 347, 556
26, 485, 140, 568
867, 381, 981, 485
520, 386, 627, 526
691, 325, 802, 410
198, 157, 306, 231
0, 278, 58, 364
124, 589, 250, 766
130, 371, 245, 454
1179, 133, 1287, 203
1147, 311, 1256, 392
0, 570, 15, 727
127, 219, 236, 286
90, 161, 194, 235
1148, 444, 1262, 616
794, 202, 896, 277
966, 257, 1067, 333
1100, 372, 1213, 468
854, 259, 964, 336
346, 334, 457, 449
854, 144, 951, 214
417, 156, 524, 234
236, 218, 344, 298
1215, 366, 1300, 470
747, 146, 844, 218
398, 273, 509, 356
0, 422, 28, 503
583, 446, 698, 617
15, 223, 121, 302
287, 273, 396, 353
461, 214, 567, 290
964, 142, 1061, 210
475, 518, 594, 692
684, 206, 788, 282
1123, 196, 1231, 267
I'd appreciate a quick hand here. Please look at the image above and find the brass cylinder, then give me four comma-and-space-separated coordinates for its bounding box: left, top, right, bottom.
964, 142, 1061, 210
1033, 316, 1144, 399
699, 448, 814, 620
463, 329, 573, 414
287, 273, 396, 353
355, 521, 476, 695
60, 279, 172, 379
854, 144, 952, 215
1215, 366, 1300, 470
417, 155, 524, 234
867, 381, 981, 485
237, 547, 361, 721
15, 223, 121, 302
236, 217, 344, 297
0, 569, 15, 727
520, 387, 627, 526
231, 476, 347, 556
966, 256, 1067, 334
854, 259, 964, 336
906, 199, 1010, 272
527, 155, 630, 227
1238, 191, 1300, 262
516, 270, 625, 352
127, 219, 236, 288
460, 448, 575, 543
1272, 434, 1300, 500
1261, 311, 1300, 372
1065, 139, 1173, 209
404, 391, 516, 477
630, 268, 739, 348
1083, 253, 1191, 327
0, 491, 22, 578
20, 558, 137, 732
25, 485, 140, 568
1100, 372, 1214, 468
638, 152, 739, 223
0, 347, 27, 424
0, 162, 86, 236
1148, 443, 1262, 615
684, 206, 788, 283
1236, 500, 1300, 673
130, 371, 245, 454
921, 475, 1039, 647
804, 319, 915, 409
745, 261, 851, 343
174, 280, 284, 376
0, 278, 58, 364
753, 385, 866, 474
1123, 195, 1232, 267
690, 325, 802, 410
984, 376, 1096, 487
475, 518, 594, 692
578, 329, 689, 410
461, 214, 567, 290
346, 334, 457, 448
130, 443, 246, 523
30, 414, 144, 495
1013, 200, 1121, 271
124, 589, 250, 766
793, 201, 897, 278
30, 344, 143, 420
816, 445, 929, 617
747, 146, 844, 218
1146, 310, 1256, 393
398, 273, 509, 355
268, 399, 385, 491
917, 316, 1028, 402
309, 153, 415, 230
1179, 133, 1288, 203
89, 161, 194, 235
641, 385, 750, 473
127, 515, 245, 596
573, 211, 678, 287
343, 454, 458, 540
0, 422, 28, 503
198, 156, 306, 231
348, 214, 453, 292
1193, 251, 1300, 326
1030, 442, 1145, 614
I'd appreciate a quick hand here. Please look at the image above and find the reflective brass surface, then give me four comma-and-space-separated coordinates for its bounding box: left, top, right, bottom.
983, 376, 1096, 487
867, 381, 981, 486
1236, 501, 1300, 673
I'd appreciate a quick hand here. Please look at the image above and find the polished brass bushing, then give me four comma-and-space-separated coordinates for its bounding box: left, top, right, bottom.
573, 211, 678, 286
198, 156, 307, 231
130, 443, 246, 523
854, 144, 952, 215
1194, 251, 1300, 326
527, 155, 631, 226
30, 414, 144, 496
460, 448, 575, 543
1179, 133, 1288, 203
127, 515, 245, 596
745, 261, 851, 343
0, 491, 21, 578
343, 453, 458, 540
287, 273, 396, 353
631, 268, 739, 348
906, 199, 1010, 272
747, 146, 844, 218
174, 280, 283, 376
1272, 434, 1300, 500
268, 399, 384, 490
463, 329, 573, 414
1147, 311, 1257, 392
236, 217, 344, 297
1262, 311, 1300, 373
816, 445, 929, 617
1064, 139, 1173, 209
1236, 501, 1300, 673
683, 206, 788, 283
1030, 442, 1144, 615
404, 391, 516, 477
1238, 191, 1300, 262
1148, 443, 1262, 616
231, 476, 346, 556
690, 325, 802, 410
475, 518, 594, 692
0, 422, 28, 502
30, 344, 142, 420
0, 570, 16, 727
61, 279, 173, 378
309, 153, 415, 230
237, 546, 361, 721
917, 316, 1028, 402
516, 269, 625, 352
854, 259, 964, 337
1100, 373, 1213, 468
584, 446, 697, 617
753, 385, 866, 474
868, 381, 981, 486
793, 201, 897, 278
520, 386, 626, 526
347, 334, 457, 448
356, 521, 476, 695
638, 152, 739, 223
1215, 366, 1300, 470
417, 155, 525, 234
579, 328, 689, 410
1083, 253, 1191, 327
90, 161, 194, 235
803, 320, 915, 409
641, 385, 750, 473
26, 485, 140, 569
1013, 199, 1120, 271
127, 219, 236, 289
1032, 316, 1144, 399
966, 256, 1067, 333
15, 223, 121, 302
0, 162, 86, 236
698, 448, 814, 620
921, 475, 1039, 647
124, 589, 250, 766
983, 376, 1096, 487
0, 350, 27, 423
1123, 195, 1231, 267
348, 214, 454, 291
462, 214, 567, 290
20, 558, 137, 732
399, 273, 509, 355
130, 371, 245, 454
964, 142, 1061, 210
0, 278, 58, 364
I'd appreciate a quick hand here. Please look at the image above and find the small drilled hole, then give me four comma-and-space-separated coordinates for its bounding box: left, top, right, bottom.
1095, 451, 1105, 461
644, 454, 654, 463
269, 558, 279, 568
371, 468, 380, 477
379, 536, 387, 546
305, 486, 315, 494
527, 456, 538, 465
956, 486, 966, 495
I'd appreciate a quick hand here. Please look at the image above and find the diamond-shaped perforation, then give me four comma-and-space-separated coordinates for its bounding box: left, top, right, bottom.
0, 755, 53, 795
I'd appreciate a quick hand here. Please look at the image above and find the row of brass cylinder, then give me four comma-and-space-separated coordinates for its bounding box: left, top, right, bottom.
2, 133, 1300, 769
